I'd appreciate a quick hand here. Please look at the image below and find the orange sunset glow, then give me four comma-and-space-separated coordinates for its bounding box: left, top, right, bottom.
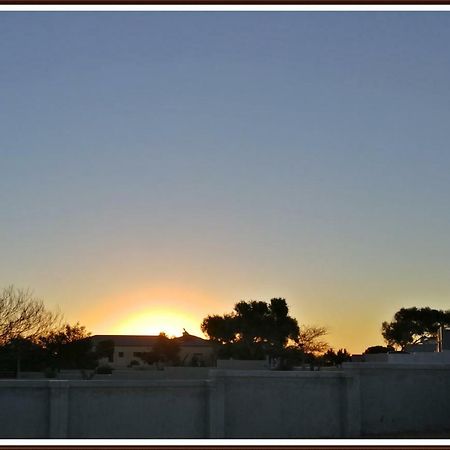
113, 309, 201, 337
3, 12, 450, 358
84, 285, 211, 338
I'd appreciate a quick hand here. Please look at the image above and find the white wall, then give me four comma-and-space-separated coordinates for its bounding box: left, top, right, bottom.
345, 364, 450, 437
387, 352, 450, 364
68, 380, 208, 438
216, 359, 269, 370
1, 365, 450, 438
0, 381, 49, 438
215, 370, 350, 438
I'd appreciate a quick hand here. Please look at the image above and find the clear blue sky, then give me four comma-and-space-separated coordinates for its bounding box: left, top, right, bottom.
1, 12, 450, 352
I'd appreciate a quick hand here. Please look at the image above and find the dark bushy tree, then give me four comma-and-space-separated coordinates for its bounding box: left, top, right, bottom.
40, 323, 95, 371
363, 345, 394, 354
95, 339, 115, 362
201, 298, 300, 361
382, 307, 450, 350
322, 348, 351, 366
141, 333, 180, 366
200, 314, 237, 345
0, 337, 45, 374
0, 323, 95, 377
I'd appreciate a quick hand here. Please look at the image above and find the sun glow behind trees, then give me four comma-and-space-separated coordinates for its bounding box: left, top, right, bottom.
85, 285, 210, 338
112, 309, 201, 338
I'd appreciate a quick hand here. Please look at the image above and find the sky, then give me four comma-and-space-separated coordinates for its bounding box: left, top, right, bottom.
1, 11, 450, 353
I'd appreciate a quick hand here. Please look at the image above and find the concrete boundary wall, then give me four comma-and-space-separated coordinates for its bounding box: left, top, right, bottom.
1, 365, 450, 438
344, 364, 450, 437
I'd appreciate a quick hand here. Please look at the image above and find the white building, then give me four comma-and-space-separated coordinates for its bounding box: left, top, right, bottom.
92, 332, 214, 368
356, 326, 450, 365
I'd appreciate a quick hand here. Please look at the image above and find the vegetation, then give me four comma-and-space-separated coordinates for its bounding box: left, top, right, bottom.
364, 345, 393, 354
382, 307, 450, 350
95, 339, 115, 362
298, 325, 329, 355
96, 364, 113, 374
322, 348, 351, 366
140, 333, 180, 367
39, 323, 95, 371
201, 298, 331, 369
4, 284, 450, 376
201, 298, 300, 361
0, 286, 61, 345
0, 286, 103, 377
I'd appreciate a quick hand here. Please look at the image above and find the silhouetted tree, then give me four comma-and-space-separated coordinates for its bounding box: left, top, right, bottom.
0, 337, 45, 375
382, 307, 450, 350
336, 348, 351, 363
269, 344, 305, 370
200, 314, 237, 345
201, 298, 300, 361
323, 348, 351, 366
0, 286, 63, 376
266, 298, 301, 353
363, 345, 394, 354
142, 333, 180, 366
0, 286, 61, 345
298, 325, 329, 354
95, 339, 115, 363
40, 323, 95, 371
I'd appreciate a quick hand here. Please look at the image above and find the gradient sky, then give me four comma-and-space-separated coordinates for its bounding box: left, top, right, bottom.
1, 12, 450, 353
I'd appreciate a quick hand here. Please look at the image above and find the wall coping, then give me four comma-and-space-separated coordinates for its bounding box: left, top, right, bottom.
0, 379, 208, 388
342, 362, 450, 370
208, 369, 350, 378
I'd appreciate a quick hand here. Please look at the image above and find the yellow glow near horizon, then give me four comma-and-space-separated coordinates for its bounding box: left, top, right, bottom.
86, 284, 211, 338
113, 308, 201, 337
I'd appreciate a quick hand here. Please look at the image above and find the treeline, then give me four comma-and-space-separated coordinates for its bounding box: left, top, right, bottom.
3, 284, 445, 375
201, 298, 351, 369
0, 286, 111, 377
363, 306, 450, 354
201, 300, 450, 364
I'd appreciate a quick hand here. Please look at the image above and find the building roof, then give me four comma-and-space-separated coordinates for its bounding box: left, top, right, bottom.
91, 335, 159, 347
91, 333, 211, 348
174, 333, 212, 347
